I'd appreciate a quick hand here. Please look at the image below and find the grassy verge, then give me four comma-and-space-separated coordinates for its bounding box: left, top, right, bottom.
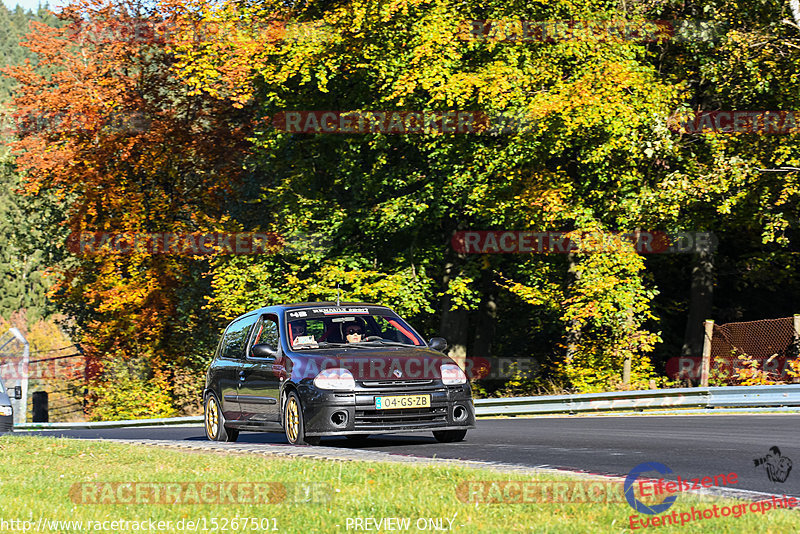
0, 435, 796, 533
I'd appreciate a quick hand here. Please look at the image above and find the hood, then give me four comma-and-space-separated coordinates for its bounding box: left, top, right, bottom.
283, 345, 458, 381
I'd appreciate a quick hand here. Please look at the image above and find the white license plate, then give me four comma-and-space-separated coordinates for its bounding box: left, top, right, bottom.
374, 395, 431, 410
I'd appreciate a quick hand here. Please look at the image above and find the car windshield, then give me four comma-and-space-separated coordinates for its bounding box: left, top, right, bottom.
285, 306, 424, 349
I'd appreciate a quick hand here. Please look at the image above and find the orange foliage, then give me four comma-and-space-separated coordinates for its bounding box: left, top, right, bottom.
3, 0, 254, 415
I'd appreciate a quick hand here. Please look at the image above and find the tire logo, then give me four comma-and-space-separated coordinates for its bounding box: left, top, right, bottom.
624, 462, 677, 514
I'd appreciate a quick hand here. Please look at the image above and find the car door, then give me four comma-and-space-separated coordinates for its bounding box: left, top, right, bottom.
238, 314, 283, 422
216, 314, 258, 421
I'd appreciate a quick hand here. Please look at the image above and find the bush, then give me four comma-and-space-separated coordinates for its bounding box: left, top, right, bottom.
88, 358, 176, 421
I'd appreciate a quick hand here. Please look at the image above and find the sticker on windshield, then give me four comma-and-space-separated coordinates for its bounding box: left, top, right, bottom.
310, 307, 370, 315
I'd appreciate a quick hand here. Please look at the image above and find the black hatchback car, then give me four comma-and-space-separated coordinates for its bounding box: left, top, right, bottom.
203, 302, 475, 445
0, 380, 14, 434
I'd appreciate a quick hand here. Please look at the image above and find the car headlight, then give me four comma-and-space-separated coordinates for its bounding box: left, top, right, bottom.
441, 364, 467, 385
313, 368, 355, 390
0, 406, 12, 416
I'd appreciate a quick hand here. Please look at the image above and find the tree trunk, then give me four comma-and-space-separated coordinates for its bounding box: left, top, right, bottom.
472, 266, 497, 359
439, 260, 469, 369
681, 250, 715, 357
565, 251, 582, 362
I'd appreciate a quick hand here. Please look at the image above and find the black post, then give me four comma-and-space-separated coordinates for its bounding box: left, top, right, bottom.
32, 391, 48, 423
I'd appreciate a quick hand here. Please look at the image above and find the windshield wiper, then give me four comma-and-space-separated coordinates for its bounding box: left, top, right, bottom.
360, 338, 410, 347
293, 339, 410, 350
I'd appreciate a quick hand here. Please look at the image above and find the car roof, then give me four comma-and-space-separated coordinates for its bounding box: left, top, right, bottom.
283, 301, 388, 309
228, 302, 394, 325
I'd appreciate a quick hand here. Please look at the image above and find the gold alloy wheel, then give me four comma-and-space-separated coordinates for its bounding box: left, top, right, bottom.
206, 396, 219, 439
286, 396, 300, 443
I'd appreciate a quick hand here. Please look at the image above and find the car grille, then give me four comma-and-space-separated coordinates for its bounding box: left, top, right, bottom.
354, 406, 448, 426
360, 379, 434, 388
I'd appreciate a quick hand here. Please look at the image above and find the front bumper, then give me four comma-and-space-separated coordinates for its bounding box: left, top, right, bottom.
297, 380, 475, 436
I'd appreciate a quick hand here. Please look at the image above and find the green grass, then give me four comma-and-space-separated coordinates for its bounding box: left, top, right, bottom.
0, 435, 796, 533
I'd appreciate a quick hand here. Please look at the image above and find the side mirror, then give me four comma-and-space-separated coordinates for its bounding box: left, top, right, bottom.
252, 344, 278, 359
12, 386, 22, 400
428, 337, 448, 352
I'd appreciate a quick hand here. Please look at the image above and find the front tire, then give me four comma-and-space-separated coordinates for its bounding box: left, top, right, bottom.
205, 393, 239, 442
283, 391, 320, 446
433, 429, 467, 443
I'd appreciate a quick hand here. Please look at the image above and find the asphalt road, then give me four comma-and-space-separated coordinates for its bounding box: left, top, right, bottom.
26, 414, 800, 497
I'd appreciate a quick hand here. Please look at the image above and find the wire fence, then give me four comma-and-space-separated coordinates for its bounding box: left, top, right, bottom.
668, 316, 800, 384
0, 332, 87, 422
711, 317, 798, 383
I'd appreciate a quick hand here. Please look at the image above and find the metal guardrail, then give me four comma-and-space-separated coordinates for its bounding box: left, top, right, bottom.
473, 384, 800, 416
11, 385, 800, 429
705, 385, 800, 408
16, 416, 203, 430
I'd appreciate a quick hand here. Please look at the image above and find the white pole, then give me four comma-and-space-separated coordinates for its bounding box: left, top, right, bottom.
8, 328, 29, 425
700, 320, 714, 387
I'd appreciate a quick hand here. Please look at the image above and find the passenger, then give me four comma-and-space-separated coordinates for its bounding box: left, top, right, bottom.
343, 322, 364, 343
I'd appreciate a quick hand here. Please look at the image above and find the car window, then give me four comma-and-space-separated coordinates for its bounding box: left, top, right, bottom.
212, 333, 225, 360
285, 307, 424, 347
221, 314, 257, 360
251, 315, 279, 351
371, 315, 413, 343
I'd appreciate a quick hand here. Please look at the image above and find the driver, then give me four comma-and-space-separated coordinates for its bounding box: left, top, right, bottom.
291, 320, 308, 344
343, 321, 365, 343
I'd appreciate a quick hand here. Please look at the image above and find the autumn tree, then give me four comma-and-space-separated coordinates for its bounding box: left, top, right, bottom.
5, 0, 254, 418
